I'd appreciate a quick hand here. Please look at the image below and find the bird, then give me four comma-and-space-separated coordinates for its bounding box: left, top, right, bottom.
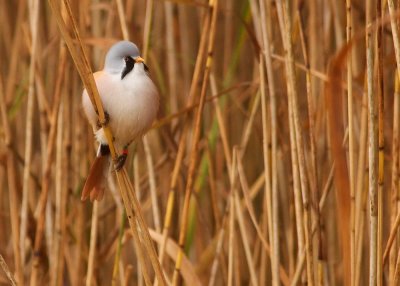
81, 41, 159, 202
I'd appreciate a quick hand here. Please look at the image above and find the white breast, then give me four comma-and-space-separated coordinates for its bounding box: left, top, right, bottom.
82, 66, 159, 149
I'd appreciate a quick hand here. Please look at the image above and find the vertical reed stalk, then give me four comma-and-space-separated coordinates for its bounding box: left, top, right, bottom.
376, 1, 384, 284
258, 1, 280, 282
52, 100, 64, 286
20, 0, 39, 277
276, 0, 314, 284
164, 1, 178, 113
30, 17, 66, 286
259, 51, 278, 285
346, 1, 355, 285
390, 72, 400, 283
172, 1, 218, 284
355, 82, 369, 286
366, 1, 378, 285
387, 0, 400, 282
0, 74, 23, 286
85, 201, 99, 286
157, 2, 212, 268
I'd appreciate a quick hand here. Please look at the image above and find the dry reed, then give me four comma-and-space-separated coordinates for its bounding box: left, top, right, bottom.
2, 0, 400, 285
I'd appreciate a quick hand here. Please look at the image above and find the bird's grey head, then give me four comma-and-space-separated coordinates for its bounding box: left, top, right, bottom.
104, 41, 146, 79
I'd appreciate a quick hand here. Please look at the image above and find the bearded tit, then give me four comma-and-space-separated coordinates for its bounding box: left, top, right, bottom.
81, 41, 159, 201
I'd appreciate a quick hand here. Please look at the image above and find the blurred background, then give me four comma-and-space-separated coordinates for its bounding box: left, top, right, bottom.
1, 0, 399, 285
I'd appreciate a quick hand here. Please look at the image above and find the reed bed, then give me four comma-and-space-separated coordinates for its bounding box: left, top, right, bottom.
1, 0, 400, 285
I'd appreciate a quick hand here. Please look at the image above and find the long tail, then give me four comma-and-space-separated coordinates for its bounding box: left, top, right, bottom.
81, 145, 110, 202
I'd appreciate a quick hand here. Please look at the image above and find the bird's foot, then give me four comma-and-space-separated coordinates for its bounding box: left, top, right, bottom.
97, 111, 110, 128
114, 149, 128, 171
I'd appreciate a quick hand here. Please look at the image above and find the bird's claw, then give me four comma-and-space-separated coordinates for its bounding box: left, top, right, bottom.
114, 153, 127, 171
97, 111, 110, 128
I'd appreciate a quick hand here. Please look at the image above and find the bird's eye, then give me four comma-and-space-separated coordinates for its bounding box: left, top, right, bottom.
124, 56, 134, 63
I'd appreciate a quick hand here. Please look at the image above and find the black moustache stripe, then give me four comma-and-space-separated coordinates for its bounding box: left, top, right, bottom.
121, 56, 135, 79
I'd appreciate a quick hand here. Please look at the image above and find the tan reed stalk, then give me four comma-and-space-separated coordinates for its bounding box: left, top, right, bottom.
59, 67, 72, 286
258, 2, 280, 283
297, 9, 324, 283
85, 201, 99, 286
384, 209, 400, 265
30, 27, 67, 286
111, 214, 125, 286
20, 0, 39, 275
122, 167, 165, 285
51, 99, 65, 286
5, 0, 26, 104
297, 4, 318, 224
134, 100, 143, 286
366, 0, 378, 284
308, 0, 319, 101
148, 229, 201, 285
248, 0, 261, 42
0, 254, 17, 286
346, 1, 356, 285
117, 170, 153, 286
276, 0, 314, 284
172, 1, 219, 283
233, 190, 258, 286
208, 213, 227, 286
0, 2, 24, 284
227, 149, 238, 286
376, 1, 384, 284
143, 136, 161, 233
240, 91, 260, 151
210, 73, 232, 169
355, 83, 369, 286
387, 0, 400, 281
137, 2, 162, 237
177, 5, 191, 94
207, 75, 232, 286
234, 237, 241, 283
291, 164, 335, 286
45, 193, 54, 274
394, 247, 400, 285
259, 51, 276, 285
71, 203, 85, 286
164, 1, 178, 113
287, 99, 305, 283
223, 0, 233, 74
387, 0, 400, 77
236, 147, 290, 285
331, 0, 344, 47
157, 1, 212, 268
0, 5, 11, 55
124, 265, 133, 286
205, 147, 222, 231
115, 0, 129, 40
142, 0, 154, 60
389, 72, 400, 283
270, 53, 330, 83
259, 191, 268, 285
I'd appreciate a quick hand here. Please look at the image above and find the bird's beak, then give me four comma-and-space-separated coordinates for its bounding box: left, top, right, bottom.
135, 56, 145, 64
